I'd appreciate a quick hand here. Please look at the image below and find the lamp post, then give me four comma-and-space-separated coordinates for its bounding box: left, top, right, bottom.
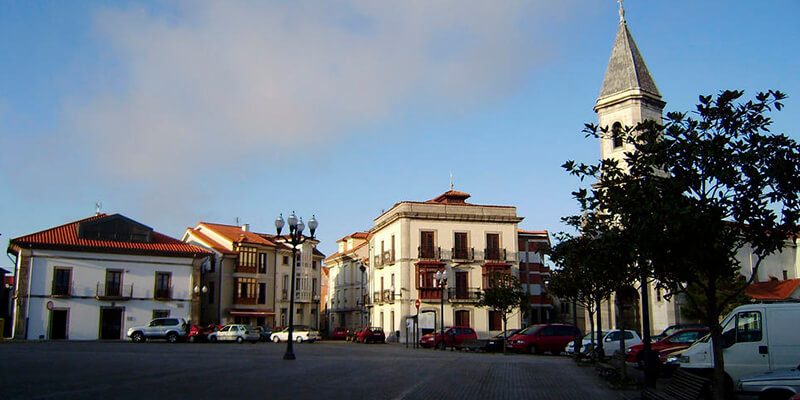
359, 263, 366, 327
434, 269, 447, 351
193, 285, 208, 325
275, 212, 318, 361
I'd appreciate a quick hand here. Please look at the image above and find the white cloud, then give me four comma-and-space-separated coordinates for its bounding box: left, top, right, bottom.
65, 0, 573, 181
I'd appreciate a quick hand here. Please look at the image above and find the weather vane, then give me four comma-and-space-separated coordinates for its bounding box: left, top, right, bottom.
449, 172, 454, 190
95, 201, 102, 216
618, 0, 626, 23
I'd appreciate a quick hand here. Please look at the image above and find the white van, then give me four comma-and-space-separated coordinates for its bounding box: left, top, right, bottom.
679, 303, 800, 389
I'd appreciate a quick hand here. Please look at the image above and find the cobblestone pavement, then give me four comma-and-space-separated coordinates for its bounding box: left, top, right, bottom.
0, 341, 636, 400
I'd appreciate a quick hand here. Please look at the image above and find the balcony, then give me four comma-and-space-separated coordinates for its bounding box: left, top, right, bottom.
51, 282, 73, 297
373, 291, 383, 304
235, 264, 257, 274
418, 287, 443, 301
280, 290, 288, 301
447, 287, 482, 303
382, 251, 395, 266
154, 286, 173, 300
483, 248, 507, 262
451, 247, 474, 262
96, 283, 133, 300
374, 255, 383, 269
234, 296, 258, 305
418, 246, 441, 260
382, 289, 395, 304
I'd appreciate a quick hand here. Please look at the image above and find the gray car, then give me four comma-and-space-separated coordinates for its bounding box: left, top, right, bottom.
737, 366, 800, 400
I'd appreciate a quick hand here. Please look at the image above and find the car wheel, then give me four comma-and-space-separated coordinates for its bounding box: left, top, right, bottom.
131, 332, 144, 343
237, 336, 244, 343
528, 344, 538, 355
166, 332, 178, 343
188, 336, 195, 343
295, 336, 304, 343
209, 335, 217, 342
272, 336, 280, 343
636, 355, 645, 369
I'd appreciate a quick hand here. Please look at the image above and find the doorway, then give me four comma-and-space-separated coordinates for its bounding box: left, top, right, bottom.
100, 307, 124, 339
50, 309, 69, 340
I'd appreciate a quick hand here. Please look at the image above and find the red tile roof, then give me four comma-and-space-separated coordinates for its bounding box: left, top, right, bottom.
196, 222, 279, 247
185, 228, 237, 255
745, 278, 800, 300
337, 231, 370, 242
518, 229, 549, 235
324, 240, 369, 263
9, 214, 212, 257
427, 190, 472, 205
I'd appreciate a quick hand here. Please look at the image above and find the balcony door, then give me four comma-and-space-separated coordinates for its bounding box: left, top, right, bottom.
486, 233, 500, 260
105, 270, 122, 297
420, 231, 435, 258
455, 271, 468, 299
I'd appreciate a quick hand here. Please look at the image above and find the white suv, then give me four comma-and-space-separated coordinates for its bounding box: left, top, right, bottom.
127, 318, 188, 343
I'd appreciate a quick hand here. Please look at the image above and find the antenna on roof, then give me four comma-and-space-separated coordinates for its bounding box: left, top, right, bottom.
617, 0, 626, 23
95, 201, 102, 216
449, 172, 454, 190
235, 216, 240, 226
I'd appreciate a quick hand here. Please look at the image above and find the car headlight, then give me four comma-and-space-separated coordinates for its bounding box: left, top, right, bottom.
678, 356, 690, 363
626, 348, 633, 353
514, 340, 525, 344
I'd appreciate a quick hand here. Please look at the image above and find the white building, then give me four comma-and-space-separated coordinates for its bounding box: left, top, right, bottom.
8, 214, 212, 340
368, 189, 524, 342
324, 232, 370, 335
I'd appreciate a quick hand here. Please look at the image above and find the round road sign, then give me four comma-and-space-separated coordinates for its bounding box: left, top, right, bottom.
415, 299, 420, 309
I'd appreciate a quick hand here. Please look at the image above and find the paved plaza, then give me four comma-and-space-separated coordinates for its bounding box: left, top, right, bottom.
0, 341, 636, 400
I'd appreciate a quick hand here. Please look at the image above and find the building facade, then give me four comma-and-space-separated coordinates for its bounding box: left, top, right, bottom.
183, 222, 324, 329
518, 230, 552, 325
7, 214, 211, 340
368, 190, 524, 342
324, 232, 370, 335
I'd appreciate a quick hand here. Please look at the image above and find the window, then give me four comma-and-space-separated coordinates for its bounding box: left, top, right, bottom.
312, 278, 317, 298
420, 231, 436, 258
239, 246, 257, 267
783, 270, 789, 280
736, 311, 762, 343
482, 265, 509, 289
236, 278, 257, 299
258, 253, 267, 274
52, 267, 72, 296
485, 233, 500, 260
656, 288, 662, 302
207, 282, 215, 304
280, 308, 287, 326
282, 255, 289, 265
312, 260, 318, 269
105, 269, 122, 297
154, 272, 172, 299
489, 311, 502, 330
153, 310, 170, 319
612, 122, 624, 148
258, 283, 267, 304
454, 232, 469, 259
391, 235, 396, 260
455, 310, 470, 327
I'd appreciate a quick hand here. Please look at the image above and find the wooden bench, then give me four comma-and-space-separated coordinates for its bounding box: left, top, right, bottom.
643, 369, 710, 400
596, 351, 626, 379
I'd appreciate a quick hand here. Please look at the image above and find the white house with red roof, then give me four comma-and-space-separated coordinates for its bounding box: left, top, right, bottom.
7, 214, 212, 340
324, 231, 371, 335
182, 222, 325, 329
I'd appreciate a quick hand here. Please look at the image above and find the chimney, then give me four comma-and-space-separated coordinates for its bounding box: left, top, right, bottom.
242, 224, 250, 232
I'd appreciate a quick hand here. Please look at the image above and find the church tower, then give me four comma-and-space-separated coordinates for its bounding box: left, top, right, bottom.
594, 2, 665, 165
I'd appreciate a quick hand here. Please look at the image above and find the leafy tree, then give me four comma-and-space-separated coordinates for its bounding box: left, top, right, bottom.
564, 90, 800, 399
477, 272, 528, 355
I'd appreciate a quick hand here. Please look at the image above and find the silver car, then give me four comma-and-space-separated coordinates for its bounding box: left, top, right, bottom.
208, 324, 260, 343
737, 367, 800, 399
127, 317, 188, 343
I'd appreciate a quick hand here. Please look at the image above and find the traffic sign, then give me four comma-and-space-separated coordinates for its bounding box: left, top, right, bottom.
415, 299, 420, 309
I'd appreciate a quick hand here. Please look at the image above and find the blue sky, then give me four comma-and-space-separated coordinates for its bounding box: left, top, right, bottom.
2, 0, 799, 272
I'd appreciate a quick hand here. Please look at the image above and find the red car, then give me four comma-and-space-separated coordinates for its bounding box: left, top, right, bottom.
626, 328, 710, 367
331, 327, 348, 340
355, 327, 386, 343
419, 326, 477, 349
187, 324, 222, 342
506, 323, 580, 354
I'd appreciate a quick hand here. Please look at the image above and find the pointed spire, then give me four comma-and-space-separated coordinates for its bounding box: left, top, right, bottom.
597, 4, 661, 102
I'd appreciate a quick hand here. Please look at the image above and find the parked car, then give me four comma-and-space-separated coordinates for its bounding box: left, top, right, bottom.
188, 324, 222, 343
331, 327, 348, 340
207, 324, 260, 343
484, 328, 522, 352
255, 327, 273, 342
737, 366, 800, 400
419, 326, 477, 349
651, 323, 707, 342
680, 303, 800, 392
626, 327, 709, 368
270, 325, 319, 343
127, 317, 188, 343
347, 327, 362, 342
566, 330, 642, 358
355, 327, 386, 343
506, 323, 580, 354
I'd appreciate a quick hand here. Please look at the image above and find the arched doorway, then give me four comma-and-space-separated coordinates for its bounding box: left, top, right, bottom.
616, 285, 640, 335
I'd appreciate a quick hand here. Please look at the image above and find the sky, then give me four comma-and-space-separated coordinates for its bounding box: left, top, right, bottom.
2, 0, 799, 273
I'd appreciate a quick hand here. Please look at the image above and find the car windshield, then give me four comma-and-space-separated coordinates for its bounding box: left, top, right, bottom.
581, 331, 609, 341
518, 325, 544, 335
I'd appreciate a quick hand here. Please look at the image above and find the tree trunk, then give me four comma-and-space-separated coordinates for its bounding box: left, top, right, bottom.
618, 299, 627, 380
587, 309, 595, 359
707, 281, 728, 400
640, 264, 656, 388
596, 298, 604, 360
502, 312, 507, 356
572, 300, 581, 361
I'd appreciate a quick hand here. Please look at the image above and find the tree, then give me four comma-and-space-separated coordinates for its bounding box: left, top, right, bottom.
477, 272, 528, 355
564, 90, 800, 399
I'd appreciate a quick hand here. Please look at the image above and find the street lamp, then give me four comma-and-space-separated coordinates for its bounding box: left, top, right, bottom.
434, 269, 448, 351
275, 212, 318, 361
359, 263, 366, 327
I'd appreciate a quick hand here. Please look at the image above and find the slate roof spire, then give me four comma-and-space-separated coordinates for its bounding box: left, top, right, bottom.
597, 8, 661, 102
